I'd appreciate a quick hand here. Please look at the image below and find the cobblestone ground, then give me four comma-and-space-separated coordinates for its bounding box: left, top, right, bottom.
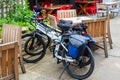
19, 17, 120, 80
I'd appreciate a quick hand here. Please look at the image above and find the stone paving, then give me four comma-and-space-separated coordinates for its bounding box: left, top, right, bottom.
19, 17, 120, 80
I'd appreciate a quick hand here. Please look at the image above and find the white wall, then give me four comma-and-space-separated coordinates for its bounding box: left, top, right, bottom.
102, 0, 120, 2
102, 0, 112, 2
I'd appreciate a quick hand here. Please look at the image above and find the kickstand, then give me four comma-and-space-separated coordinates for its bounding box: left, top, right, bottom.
58, 62, 70, 79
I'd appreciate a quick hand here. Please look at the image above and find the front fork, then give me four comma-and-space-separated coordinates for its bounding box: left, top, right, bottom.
29, 33, 36, 50
29, 31, 42, 50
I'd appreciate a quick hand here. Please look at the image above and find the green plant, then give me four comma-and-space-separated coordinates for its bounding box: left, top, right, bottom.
9, 1, 33, 22
0, 0, 34, 35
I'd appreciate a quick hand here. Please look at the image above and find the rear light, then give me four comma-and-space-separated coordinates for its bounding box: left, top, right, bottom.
81, 31, 86, 35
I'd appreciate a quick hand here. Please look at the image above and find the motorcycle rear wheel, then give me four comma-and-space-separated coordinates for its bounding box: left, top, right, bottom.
62, 46, 94, 80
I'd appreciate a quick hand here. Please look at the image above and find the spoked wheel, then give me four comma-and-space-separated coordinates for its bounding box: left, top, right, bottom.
22, 35, 46, 63
62, 46, 94, 80
22, 31, 51, 56
39, 32, 51, 48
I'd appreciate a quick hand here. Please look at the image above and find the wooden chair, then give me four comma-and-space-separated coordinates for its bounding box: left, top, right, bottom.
0, 41, 19, 80
1, 24, 26, 73
106, 13, 113, 49
82, 18, 108, 58
48, 14, 58, 29
48, 14, 61, 32
57, 9, 77, 19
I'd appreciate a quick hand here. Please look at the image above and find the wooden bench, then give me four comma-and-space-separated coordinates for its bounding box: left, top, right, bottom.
57, 9, 77, 19
83, 18, 109, 58
1, 24, 26, 73
0, 42, 19, 80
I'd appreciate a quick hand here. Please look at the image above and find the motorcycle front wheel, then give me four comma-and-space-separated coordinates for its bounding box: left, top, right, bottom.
22, 35, 46, 63
22, 31, 50, 56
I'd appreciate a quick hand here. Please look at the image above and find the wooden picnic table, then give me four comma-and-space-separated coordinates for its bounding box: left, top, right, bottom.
59, 16, 96, 25
42, 5, 66, 20
76, 1, 97, 16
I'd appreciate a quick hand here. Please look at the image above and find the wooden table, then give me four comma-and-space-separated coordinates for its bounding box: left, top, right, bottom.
42, 5, 65, 20
59, 16, 112, 57
76, 1, 96, 16
59, 16, 95, 25
44, 5, 63, 13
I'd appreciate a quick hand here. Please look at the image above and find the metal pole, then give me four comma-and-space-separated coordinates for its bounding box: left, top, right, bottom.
35, 0, 38, 5
69, 0, 76, 9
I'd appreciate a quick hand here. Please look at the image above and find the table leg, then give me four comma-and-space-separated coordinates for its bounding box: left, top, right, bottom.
41, 9, 53, 21
78, 4, 89, 16
46, 10, 53, 21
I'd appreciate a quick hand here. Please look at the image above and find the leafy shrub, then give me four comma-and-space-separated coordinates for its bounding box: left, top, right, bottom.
0, 0, 34, 35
